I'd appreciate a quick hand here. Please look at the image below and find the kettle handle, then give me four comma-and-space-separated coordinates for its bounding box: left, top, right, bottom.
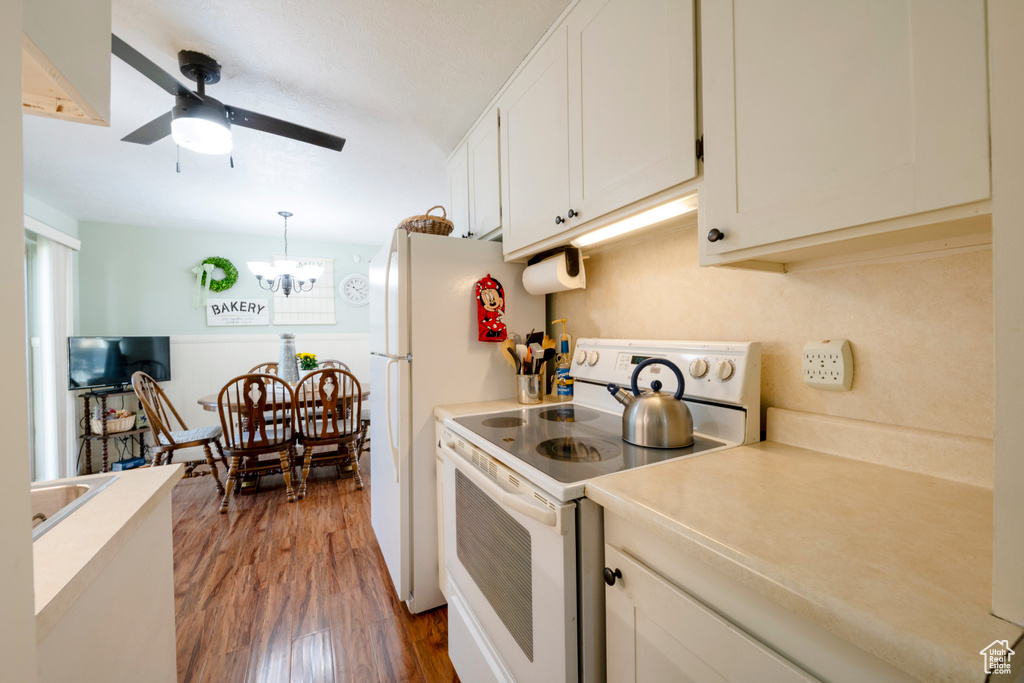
631, 358, 685, 400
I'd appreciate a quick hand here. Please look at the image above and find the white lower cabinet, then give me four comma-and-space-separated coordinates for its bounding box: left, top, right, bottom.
605, 544, 815, 683
603, 514, 918, 683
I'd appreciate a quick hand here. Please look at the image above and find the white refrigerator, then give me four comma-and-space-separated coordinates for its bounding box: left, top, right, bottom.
369, 229, 544, 614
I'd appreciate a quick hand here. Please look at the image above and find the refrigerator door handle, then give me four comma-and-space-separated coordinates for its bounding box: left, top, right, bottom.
384, 356, 402, 483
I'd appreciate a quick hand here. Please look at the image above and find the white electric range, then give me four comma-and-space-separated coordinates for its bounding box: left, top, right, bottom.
439, 338, 762, 683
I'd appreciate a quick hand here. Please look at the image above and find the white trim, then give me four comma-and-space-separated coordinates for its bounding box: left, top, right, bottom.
23, 215, 81, 251
169, 332, 368, 345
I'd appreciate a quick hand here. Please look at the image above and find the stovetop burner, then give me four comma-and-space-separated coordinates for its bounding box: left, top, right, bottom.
537, 437, 620, 462
537, 406, 600, 423
453, 404, 728, 486
481, 416, 526, 428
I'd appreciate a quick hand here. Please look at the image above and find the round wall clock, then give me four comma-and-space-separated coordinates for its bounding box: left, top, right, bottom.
339, 273, 370, 306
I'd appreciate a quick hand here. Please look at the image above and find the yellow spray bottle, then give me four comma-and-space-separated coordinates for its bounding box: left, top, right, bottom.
552, 318, 573, 400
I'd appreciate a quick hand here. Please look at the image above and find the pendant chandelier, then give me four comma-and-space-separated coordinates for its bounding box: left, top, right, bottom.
246, 211, 323, 297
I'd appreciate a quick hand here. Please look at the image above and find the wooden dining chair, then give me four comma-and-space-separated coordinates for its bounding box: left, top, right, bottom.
294, 368, 364, 498
248, 361, 279, 375
131, 371, 225, 495
317, 359, 351, 372
216, 373, 299, 513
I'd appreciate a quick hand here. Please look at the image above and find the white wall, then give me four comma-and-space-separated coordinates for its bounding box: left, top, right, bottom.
24, 194, 79, 238
77, 221, 377, 337
1, 1, 40, 679
990, 0, 1024, 627
551, 224, 994, 442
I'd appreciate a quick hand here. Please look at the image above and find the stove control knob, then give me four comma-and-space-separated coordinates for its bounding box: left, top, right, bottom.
689, 358, 709, 379
587, 351, 600, 366
575, 350, 587, 365
714, 360, 735, 382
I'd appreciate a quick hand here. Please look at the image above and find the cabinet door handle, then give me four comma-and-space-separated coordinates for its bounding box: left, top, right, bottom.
567, 209, 578, 218
603, 567, 622, 586
555, 215, 565, 225
707, 228, 725, 243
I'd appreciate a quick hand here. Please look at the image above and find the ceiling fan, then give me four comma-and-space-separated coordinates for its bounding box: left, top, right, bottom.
111, 34, 346, 156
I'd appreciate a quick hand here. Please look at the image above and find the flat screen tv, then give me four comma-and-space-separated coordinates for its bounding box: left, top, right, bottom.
67, 336, 171, 390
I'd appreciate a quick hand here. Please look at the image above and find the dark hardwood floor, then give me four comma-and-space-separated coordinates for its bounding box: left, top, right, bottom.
171, 452, 458, 683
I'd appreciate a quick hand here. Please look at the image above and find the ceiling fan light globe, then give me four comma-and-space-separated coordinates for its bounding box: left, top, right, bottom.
171, 116, 232, 155
305, 264, 324, 281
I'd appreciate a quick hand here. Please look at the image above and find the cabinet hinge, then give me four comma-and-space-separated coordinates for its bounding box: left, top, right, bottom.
696, 135, 704, 162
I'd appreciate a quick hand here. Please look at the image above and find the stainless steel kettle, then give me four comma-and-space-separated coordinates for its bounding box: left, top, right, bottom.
607, 358, 694, 448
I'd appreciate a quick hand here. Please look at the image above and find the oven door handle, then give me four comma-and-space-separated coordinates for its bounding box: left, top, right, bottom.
444, 444, 564, 533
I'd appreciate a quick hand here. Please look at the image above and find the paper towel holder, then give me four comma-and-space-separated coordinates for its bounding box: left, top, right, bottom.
527, 247, 582, 276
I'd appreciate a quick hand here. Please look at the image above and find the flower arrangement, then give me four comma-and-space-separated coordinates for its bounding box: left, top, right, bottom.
296, 352, 318, 371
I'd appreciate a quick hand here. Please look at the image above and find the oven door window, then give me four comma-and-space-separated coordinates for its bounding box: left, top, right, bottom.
456, 469, 534, 660
442, 447, 579, 683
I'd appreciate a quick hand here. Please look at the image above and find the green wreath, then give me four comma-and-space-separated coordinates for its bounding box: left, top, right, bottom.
199, 257, 238, 292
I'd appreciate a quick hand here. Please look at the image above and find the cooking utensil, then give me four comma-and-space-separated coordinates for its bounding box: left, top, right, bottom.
530, 342, 544, 365
517, 344, 530, 374
501, 339, 520, 372
606, 358, 694, 448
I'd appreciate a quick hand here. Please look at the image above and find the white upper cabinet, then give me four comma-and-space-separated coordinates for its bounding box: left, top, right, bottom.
467, 106, 503, 239
502, 0, 698, 259
22, 0, 111, 125
500, 28, 571, 255
567, 0, 696, 228
700, 0, 990, 267
446, 142, 470, 239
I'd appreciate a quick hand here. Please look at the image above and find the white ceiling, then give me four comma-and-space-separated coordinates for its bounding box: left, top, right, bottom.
22, 0, 569, 244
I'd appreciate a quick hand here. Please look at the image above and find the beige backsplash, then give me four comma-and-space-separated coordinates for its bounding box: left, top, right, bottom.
549, 222, 993, 439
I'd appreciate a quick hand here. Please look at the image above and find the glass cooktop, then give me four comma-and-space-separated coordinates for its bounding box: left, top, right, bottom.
454, 403, 726, 484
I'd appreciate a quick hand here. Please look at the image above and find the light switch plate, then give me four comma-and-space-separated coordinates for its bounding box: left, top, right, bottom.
803, 339, 853, 391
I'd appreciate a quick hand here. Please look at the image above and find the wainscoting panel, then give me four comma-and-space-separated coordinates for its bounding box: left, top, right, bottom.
167, 333, 371, 430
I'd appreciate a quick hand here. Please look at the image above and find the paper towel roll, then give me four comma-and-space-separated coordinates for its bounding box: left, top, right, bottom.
522, 250, 586, 295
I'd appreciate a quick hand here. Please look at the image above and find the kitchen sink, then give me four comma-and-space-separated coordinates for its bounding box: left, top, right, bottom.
31, 475, 118, 540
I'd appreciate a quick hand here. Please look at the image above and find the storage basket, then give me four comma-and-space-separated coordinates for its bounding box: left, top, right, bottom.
91, 414, 135, 435
397, 205, 454, 236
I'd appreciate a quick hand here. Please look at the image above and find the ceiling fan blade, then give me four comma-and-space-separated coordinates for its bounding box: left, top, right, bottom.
121, 111, 172, 145
226, 105, 345, 152
111, 34, 201, 102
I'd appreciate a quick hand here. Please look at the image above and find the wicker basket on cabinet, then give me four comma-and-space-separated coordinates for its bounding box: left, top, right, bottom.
397, 205, 454, 236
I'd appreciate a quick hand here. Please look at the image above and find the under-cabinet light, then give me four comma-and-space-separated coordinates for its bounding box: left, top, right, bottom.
571, 194, 699, 248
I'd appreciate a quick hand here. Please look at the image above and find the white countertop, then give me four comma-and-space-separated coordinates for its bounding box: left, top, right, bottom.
33, 465, 183, 642
586, 440, 1021, 682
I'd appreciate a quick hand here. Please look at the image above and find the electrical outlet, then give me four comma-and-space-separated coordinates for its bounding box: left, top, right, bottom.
803, 339, 853, 391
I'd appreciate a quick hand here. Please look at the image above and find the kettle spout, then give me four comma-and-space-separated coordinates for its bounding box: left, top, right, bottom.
607, 383, 634, 407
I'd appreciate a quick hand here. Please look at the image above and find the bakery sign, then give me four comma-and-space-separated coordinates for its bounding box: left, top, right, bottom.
206, 298, 270, 326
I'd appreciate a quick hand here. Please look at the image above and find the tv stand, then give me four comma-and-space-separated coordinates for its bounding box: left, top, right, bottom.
80, 389, 148, 474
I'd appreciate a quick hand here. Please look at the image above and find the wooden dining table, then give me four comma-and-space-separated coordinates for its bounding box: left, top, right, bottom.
196, 384, 371, 492
195, 386, 370, 412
